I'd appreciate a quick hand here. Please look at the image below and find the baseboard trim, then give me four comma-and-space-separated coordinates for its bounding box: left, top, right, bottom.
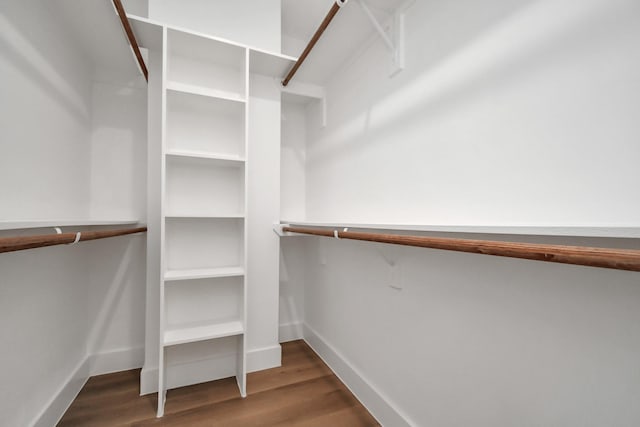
247, 344, 281, 372
31, 356, 90, 427
139, 365, 157, 396
303, 324, 415, 427
279, 321, 303, 343
140, 345, 282, 395
90, 347, 144, 376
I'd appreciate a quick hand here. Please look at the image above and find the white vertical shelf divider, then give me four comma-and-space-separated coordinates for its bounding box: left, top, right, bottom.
156, 27, 249, 418
157, 25, 168, 418
237, 47, 251, 399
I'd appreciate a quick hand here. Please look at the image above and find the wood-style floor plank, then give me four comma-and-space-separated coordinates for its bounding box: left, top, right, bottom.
58, 340, 379, 426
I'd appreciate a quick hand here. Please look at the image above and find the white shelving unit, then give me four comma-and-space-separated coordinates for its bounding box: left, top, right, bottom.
156, 27, 249, 417
132, 12, 297, 418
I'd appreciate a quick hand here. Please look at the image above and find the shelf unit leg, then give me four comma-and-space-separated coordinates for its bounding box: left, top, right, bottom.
157, 349, 166, 417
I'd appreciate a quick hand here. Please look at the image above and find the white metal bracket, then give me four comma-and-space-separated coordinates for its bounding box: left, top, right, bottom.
280, 80, 328, 128
273, 223, 289, 237
355, 0, 414, 77
273, 223, 310, 237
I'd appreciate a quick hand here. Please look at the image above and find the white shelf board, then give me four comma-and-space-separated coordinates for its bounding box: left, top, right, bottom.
166, 81, 246, 103
166, 150, 245, 164
249, 49, 297, 78
128, 14, 298, 62
127, 14, 164, 50
280, 220, 640, 239
165, 266, 245, 281
165, 214, 245, 220
0, 219, 140, 232
128, 14, 298, 80
164, 319, 244, 346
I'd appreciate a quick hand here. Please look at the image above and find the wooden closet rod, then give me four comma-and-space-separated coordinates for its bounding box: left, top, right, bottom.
282, 226, 640, 272
0, 227, 147, 254
112, 0, 148, 82
281, 0, 348, 86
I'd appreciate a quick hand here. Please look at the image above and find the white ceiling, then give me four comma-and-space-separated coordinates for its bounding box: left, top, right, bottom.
281, 0, 409, 84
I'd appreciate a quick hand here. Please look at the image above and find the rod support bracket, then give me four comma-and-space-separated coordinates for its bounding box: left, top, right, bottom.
274, 223, 294, 237
356, 0, 414, 76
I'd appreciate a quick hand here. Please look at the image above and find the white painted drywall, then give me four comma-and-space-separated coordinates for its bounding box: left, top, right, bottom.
148, 0, 281, 53
293, 0, 640, 425
0, 2, 92, 425
279, 100, 307, 342
247, 74, 282, 364
90, 82, 147, 221
0, 2, 148, 424
281, 101, 307, 220
304, 0, 640, 226
301, 235, 640, 426
87, 235, 147, 375
0, 0, 92, 221
281, 34, 306, 58
122, 0, 149, 18
0, 244, 93, 427
88, 81, 148, 374
279, 237, 305, 342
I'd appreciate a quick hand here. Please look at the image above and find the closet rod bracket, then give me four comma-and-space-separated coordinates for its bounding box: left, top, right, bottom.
356, 0, 414, 76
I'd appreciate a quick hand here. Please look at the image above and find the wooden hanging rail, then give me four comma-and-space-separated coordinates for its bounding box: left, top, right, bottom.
282, 226, 640, 272
0, 227, 147, 254
282, 0, 348, 86
112, 0, 148, 81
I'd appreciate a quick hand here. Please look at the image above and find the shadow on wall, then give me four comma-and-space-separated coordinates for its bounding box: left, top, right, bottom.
0, 3, 90, 123
86, 235, 146, 363
279, 240, 304, 332
89, 81, 148, 220
306, 0, 630, 166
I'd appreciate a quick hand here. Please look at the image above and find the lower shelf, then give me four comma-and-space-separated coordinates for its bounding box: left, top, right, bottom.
164, 266, 245, 281
164, 320, 244, 347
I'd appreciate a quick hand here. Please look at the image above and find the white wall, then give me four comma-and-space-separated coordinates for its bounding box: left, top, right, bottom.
278, 237, 305, 342
304, 0, 640, 226
281, 100, 307, 220
247, 74, 282, 368
279, 100, 307, 342
0, 1, 148, 425
90, 82, 147, 220
0, 0, 92, 221
0, 1, 92, 426
88, 81, 148, 374
291, 0, 640, 425
301, 235, 640, 426
148, 0, 281, 53
281, 34, 306, 58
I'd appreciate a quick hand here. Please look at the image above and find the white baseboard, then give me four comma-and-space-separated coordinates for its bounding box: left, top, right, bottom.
303, 324, 415, 427
140, 345, 282, 395
31, 356, 90, 427
140, 365, 157, 396
279, 321, 304, 343
90, 347, 145, 376
31, 346, 145, 426
247, 344, 281, 372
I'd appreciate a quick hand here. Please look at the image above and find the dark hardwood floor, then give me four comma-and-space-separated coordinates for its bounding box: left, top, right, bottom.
58, 340, 379, 426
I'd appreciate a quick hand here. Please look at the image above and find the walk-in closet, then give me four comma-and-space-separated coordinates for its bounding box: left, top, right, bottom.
1, 0, 639, 426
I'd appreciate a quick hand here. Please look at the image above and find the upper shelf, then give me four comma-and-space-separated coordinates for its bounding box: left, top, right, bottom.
280, 220, 640, 239
166, 81, 246, 103
0, 219, 140, 232
127, 15, 298, 80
